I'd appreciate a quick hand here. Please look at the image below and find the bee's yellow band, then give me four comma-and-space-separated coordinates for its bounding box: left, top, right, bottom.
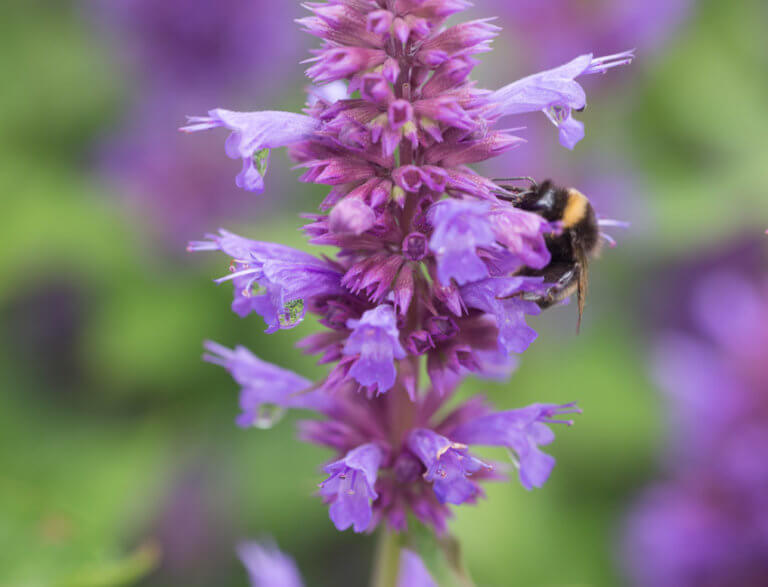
563, 189, 588, 228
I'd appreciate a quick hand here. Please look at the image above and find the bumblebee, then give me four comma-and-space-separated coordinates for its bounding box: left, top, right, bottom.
495, 177, 602, 331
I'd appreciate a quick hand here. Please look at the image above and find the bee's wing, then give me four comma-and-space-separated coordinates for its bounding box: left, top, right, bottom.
575, 246, 590, 334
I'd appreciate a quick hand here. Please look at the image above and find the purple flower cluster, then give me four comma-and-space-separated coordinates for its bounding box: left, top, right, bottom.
187, 1, 629, 535
624, 269, 768, 586
239, 540, 436, 586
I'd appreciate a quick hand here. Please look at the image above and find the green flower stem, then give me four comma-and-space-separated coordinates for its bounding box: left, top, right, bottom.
371, 527, 401, 587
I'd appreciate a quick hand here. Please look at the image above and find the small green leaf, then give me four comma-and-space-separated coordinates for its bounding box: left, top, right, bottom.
405, 520, 476, 587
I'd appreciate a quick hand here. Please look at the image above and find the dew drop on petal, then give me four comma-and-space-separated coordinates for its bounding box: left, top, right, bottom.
254, 404, 286, 429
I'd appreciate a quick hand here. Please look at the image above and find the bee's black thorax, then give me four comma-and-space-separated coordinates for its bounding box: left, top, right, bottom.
508, 180, 601, 322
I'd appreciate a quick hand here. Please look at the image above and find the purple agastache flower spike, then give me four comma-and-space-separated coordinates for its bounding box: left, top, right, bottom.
451, 403, 581, 490
624, 255, 768, 586
320, 443, 384, 533
490, 51, 634, 149
343, 305, 407, 394
181, 109, 319, 192
190, 0, 629, 551
408, 428, 491, 505
428, 199, 495, 286
238, 541, 304, 587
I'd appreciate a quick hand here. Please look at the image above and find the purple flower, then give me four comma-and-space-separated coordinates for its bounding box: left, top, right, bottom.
623, 254, 768, 586
203, 341, 331, 428
408, 429, 490, 505
344, 305, 407, 394
460, 277, 545, 354
238, 541, 304, 587
147, 465, 235, 584
488, 203, 552, 269
189, 0, 628, 545
320, 443, 384, 533
624, 479, 768, 587
490, 51, 634, 149
398, 549, 437, 587
451, 403, 581, 490
428, 199, 495, 286
237, 541, 436, 587
181, 110, 320, 192
329, 197, 376, 236
306, 47, 387, 84
189, 230, 344, 332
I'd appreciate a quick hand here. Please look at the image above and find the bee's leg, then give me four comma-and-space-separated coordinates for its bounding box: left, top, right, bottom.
492, 177, 538, 202
494, 191, 529, 203
532, 264, 579, 308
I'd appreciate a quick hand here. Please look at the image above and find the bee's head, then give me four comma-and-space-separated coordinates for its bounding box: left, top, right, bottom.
516, 180, 566, 223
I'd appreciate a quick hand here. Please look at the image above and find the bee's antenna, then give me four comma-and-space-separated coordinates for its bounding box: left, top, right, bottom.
493, 176, 538, 188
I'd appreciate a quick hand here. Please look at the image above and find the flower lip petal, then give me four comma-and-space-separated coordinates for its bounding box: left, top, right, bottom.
343, 305, 406, 394
320, 444, 383, 533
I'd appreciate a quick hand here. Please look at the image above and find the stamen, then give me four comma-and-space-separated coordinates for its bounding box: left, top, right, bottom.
598, 218, 631, 228
214, 268, 260, 284
600, 232, 617, 248
202, 353, 227, 367
585, 50, 636, 74
542, 418, 576, 426
597, 218, 629, 248
186, 240, 220, 252
554, 407, 582, 416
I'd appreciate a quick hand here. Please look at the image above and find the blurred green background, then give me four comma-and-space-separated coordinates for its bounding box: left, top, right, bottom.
1, 0, 766, 585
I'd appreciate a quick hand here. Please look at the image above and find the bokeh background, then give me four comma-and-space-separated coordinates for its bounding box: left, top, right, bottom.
2, 0, 766, 585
